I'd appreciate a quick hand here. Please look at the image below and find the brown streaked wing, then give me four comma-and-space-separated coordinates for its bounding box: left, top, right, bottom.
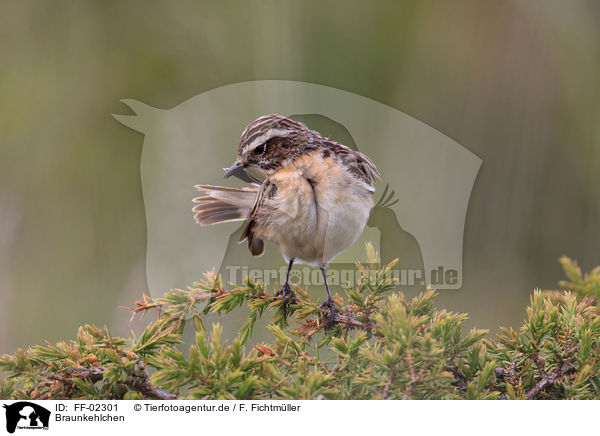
351, 149, 380, 186
323, 141, 380, 187
238, 179, 276, 257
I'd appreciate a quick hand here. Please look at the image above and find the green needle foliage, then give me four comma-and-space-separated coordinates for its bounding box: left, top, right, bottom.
1, 245, 599, 400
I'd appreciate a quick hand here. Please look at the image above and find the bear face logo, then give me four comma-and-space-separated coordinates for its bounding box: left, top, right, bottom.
3, 402, 50, 433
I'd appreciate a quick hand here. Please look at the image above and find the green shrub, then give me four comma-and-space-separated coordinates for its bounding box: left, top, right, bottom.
1, 245, 599, 400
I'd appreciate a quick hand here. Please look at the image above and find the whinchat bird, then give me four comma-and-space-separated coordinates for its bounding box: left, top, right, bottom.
193, 114, 379, 323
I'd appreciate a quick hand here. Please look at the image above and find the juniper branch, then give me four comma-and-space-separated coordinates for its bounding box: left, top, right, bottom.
43, 366, 177, 400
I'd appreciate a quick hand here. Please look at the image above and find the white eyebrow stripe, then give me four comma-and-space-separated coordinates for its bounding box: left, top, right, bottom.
242, 129, 292, 154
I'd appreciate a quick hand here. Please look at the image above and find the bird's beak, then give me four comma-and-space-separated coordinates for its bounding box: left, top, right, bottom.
223, 160, 245, 178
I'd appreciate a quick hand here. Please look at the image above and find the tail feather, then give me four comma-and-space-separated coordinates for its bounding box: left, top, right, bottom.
193, 185, 258, 226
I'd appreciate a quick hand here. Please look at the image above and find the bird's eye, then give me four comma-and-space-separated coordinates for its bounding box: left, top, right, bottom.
254, 143, 266, 155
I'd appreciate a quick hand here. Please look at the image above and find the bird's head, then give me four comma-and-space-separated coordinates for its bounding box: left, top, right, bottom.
224, 114, 317, 178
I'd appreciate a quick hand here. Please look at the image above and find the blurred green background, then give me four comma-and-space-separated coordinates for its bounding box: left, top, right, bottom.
1, 0, 599, 353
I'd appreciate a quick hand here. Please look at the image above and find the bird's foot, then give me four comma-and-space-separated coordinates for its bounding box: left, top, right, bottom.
273, 283, 296, 317
320, 298, 337, 327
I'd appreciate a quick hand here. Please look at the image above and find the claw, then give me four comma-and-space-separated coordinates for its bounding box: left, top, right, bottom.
320, 298, 337, 327
274, 283, 296, 317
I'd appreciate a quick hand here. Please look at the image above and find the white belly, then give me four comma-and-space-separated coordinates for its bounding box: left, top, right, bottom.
267, 171, 374, 267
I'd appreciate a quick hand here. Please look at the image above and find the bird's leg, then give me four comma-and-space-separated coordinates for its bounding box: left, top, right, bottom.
273, 258, 296, 316
319, 267, 337, 325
